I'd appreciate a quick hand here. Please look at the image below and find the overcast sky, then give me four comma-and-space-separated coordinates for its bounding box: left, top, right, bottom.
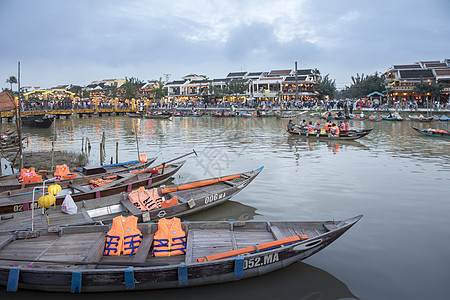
1, 0, 449, 90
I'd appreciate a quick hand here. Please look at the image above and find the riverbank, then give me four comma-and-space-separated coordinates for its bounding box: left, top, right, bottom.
3, 150, 88, 172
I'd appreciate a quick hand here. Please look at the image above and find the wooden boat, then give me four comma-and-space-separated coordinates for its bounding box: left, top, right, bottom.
380, 114, 403, 121
276, 112, 300, 119
21, 114, 55, 128
0, 167, 263, 231
0, 214, 362, 293
321, 113, 347, 120
143, 112, 173, 120
0, 129, 23, 151
0, 158, 157, 193
287, 128, 371, 140
408, 115, 434, 122
0, 160, 185, 214
439, 115, 450, 121
126, 112, 145, 118
348, 114, 366, 120
411, 126, 450, 138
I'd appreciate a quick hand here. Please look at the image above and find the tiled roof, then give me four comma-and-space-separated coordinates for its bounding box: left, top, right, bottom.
247, 72, 263, 76
435, 69, 450, 77
392, 64, 420, 70
296, 69, 314, 75
399, 69, 434, 79
0, 91, 16, 112
284, 76, 308, 82
268, 70, 291, 76
424, 62, 447, 68
227, 72, 247, 77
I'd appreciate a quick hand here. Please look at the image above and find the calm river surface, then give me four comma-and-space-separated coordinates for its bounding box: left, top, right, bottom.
1, 114, 449, 300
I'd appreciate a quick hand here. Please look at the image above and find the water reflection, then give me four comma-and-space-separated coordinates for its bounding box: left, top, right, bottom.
184, 200, 259, 221
0, 262, 359, 300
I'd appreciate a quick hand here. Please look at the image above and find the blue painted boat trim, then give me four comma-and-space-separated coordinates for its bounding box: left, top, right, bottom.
234, 257, 244, 278
7, 267, 20, 292
71, 271, 82, 293
178, 264, 188, 286
124, 269, 135, 290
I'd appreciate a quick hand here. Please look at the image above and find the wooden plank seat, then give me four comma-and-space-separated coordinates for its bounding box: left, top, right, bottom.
68, 184, 91, 193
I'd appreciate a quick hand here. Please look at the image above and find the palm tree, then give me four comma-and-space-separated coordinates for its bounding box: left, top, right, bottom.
6, 76, 17, 91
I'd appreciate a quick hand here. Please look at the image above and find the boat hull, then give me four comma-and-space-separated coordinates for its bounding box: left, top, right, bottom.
0, 215, 362, 293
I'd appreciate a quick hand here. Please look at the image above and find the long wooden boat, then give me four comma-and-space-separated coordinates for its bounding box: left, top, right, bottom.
21, 114, 55, 128
411, 126, 450, 138
287, 128, 371, 140
380, 114, 403, 121
0, 161, 185, 214
143, 113, 172, 120
408, 115, 434, 122
0, 167, 263, 231
0, 214, 362, 293
348, 114, 367, 120
0, 158, 157, 193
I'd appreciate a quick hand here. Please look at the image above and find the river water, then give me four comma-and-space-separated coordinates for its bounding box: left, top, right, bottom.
1, 113, 449, 299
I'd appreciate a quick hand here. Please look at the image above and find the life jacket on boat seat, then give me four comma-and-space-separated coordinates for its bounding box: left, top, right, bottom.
54, 164, 77, 181
18, 167, 42, 184
152, 217, 186, 257
343, 122, 349, 130
89, 178, 113, 189
104, 215, 142, 256
320, 129, 327, 134
128, 187, 178, 211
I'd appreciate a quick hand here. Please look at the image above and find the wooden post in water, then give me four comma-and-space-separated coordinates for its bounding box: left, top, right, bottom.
116, 142, 119, 163
16, 61, 24, 170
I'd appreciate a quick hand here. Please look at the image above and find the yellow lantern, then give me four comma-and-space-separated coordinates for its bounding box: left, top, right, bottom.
48, 184, 62, 195
38, 194, 56, 209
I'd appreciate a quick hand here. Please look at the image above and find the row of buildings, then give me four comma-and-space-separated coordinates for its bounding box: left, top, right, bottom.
19, 59, 450, 105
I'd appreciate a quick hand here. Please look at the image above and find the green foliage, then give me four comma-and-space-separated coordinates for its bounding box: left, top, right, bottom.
123, 77, 144, 99
153, 79, 167, 101
340, 72, 386, 99
6, 76, 17, 91
225, 79, 248, 97
413, 78, 443, 100
315, 74, 336, 100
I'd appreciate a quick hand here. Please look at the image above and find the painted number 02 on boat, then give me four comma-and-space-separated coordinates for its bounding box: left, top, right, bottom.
243, 252, 279, 270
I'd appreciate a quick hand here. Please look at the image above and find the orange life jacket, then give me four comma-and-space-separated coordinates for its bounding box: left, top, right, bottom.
330, 126, 340, 135
152, 217, 186, 256
89, 178, 113, 189
54, 164, 77, 181
325, 122, 331, 131
128, 187, 179, 211
18, 167, 42, 184
343, 122, 349, 130
104, 215, 142, 256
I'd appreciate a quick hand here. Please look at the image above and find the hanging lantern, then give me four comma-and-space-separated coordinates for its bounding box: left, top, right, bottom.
139, 153, 148, 164
38, 194, 56, 209
48, 184, 62, 195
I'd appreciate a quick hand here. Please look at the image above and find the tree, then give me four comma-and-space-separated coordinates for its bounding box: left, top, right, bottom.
6, 76, 17, 92
341, 72, 386, 99
225, 79, 248, 101
315, 74, 336, 100
413, 78, 444, 110
122, 77, 144, 99
153, 78, 167, 101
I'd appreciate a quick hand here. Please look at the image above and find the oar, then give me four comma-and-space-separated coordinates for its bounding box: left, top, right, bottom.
161, 149, 198, 165
130, 150, 198, 175
160, 149, 198, 175
0, 257, 168, 267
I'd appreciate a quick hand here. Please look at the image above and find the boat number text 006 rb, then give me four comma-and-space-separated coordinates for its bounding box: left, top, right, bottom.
204, 192, 226, 204
243, 252, 279, 270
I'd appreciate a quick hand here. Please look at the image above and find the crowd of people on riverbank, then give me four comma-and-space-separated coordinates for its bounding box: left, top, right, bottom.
16, 97, 450, 113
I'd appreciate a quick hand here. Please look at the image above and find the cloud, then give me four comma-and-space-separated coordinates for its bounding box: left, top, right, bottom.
0, 0, 449, 90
